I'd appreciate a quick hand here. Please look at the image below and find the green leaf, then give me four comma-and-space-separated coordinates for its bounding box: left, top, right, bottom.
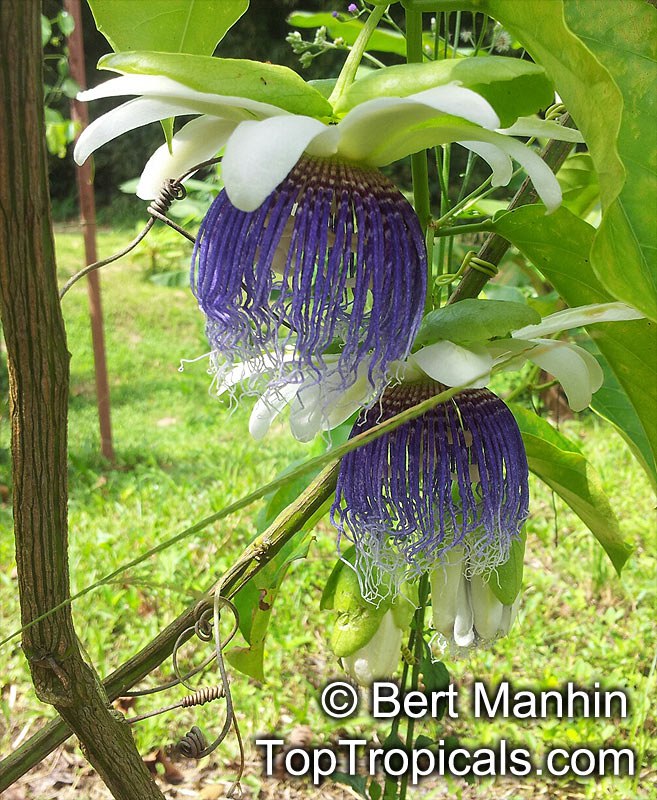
227, 533, 311, 681
579, 340, 657, 494
510, 404, 633, 575
288, 11, 409, 55
41, 14, 52, 48
88, 0, 248, 55
564, 1, 657, 322
491, 205, 657, 491
56, 10, 75, 37
337, 55, 554, 126
333, 773, 368, 798
368, 780, 383, 800
557, 153, 600, 220
415, 299, 540, 347
98, 51, 333, 118
288, 12, 447, 60
486, 531, 525, 606
412, 0, 656, 319
420, 656, 449, 694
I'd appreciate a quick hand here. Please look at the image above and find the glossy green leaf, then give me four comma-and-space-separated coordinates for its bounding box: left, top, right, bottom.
228, 534, 310, 681
338, 55, 554, 126
88, 0, 248, 55
416, 299, 540, 347
288, 11, 409, 55
564, 1, 657, 322
579, 340, 657, 494
491, 205, 657, 491
511, 404, 632, 575
99, 51, 333, 117
557, 153, 600, 221
411, 0, 657, 319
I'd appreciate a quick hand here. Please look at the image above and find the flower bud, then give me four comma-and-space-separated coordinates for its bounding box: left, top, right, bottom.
342, 610, 403, 687
430, 555, 520, 652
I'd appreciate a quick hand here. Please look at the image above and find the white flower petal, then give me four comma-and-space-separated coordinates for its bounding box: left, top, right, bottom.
289, 364, 372, 442
410, 341, 493, 388
457, 140, 513, 186
485, 338, 535, 369
460, 130, 563, 212
74, 97, 204, 165
512, 302, 644, 339
500, 116, 584, 142
137, 116, 237, 199
335, 88, 500, 164
221, 116, 330, 211
470, 575, 504, 641
407, 85, 501, 128
430, 548, 465, 637
524, 338, 604, 412
78, 74, 287, 119
453, 576, 475, 647
249, 382, 300, 440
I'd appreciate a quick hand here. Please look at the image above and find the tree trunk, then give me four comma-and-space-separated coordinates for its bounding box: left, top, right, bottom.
0, 3, 164, 797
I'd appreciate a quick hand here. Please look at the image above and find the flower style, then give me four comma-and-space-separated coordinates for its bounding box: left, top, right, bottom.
430, 546, 520, 651
331, 380, 529, 603
73, 67, 580, 407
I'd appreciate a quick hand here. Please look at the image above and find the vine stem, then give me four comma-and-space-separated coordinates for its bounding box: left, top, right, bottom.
405, 7, 433, 312
399, 575, 429, 800
0, 464, 338, 789
328, 3, 386, 108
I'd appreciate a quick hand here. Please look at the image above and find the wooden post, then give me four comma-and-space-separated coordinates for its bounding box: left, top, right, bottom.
64, 0, 115, 462
0, 2, 163, 796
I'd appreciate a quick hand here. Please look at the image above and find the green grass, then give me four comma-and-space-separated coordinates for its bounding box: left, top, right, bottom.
0, 228, 655, 799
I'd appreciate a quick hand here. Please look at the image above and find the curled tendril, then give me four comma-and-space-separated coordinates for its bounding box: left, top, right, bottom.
59, 157, 221, 299
124, 593, 244, 795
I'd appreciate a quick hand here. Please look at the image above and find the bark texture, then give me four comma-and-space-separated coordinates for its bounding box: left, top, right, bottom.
0, 3, 164, 797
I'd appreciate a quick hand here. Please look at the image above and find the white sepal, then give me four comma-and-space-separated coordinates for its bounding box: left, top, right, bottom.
410, 341, 493, 388
512, 302, 644, 339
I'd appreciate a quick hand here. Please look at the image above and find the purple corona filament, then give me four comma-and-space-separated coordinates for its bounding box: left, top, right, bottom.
331, 382, 530, 601
192, 157, 426, 400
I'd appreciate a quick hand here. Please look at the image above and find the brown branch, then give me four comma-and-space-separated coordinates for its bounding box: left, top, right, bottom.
0, 462, 339, 790
0, 2, 164, 797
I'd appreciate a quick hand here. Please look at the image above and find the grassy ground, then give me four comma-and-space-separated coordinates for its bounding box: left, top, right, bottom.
0, 227, 655, 799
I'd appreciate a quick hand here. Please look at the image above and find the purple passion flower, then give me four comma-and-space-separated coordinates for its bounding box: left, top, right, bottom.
192, 156, 426, 402
331, 381, 529, 601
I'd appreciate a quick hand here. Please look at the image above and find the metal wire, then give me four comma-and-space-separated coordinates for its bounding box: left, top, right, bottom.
58, 157, 222, 299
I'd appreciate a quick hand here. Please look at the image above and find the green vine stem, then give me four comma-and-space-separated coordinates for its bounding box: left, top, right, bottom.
398, 574, 430, 800
328, 3, 387, 108
405, 6, 433, 311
